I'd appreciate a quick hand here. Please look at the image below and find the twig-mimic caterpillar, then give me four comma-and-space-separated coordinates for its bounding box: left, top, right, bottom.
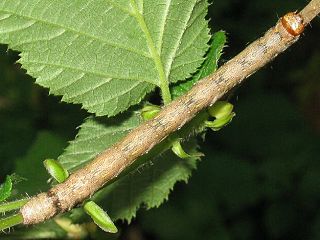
11, 0, 319, 228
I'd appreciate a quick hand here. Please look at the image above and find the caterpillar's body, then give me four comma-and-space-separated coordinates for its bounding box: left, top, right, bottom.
19, 9, 311, 225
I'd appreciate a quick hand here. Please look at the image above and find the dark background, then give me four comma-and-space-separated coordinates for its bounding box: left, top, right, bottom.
1, 0, 320, 239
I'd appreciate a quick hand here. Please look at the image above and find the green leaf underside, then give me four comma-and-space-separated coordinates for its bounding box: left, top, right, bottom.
0, 0, 210, 116
171, 31, 226, 99
0, 176, 12, 202
59, 113, 200, 222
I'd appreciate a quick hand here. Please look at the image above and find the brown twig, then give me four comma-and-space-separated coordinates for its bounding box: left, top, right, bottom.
20, 0, 320, 225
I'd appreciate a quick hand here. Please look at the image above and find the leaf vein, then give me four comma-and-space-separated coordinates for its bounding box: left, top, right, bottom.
165, 0, 197, 79
174, 11, 208, 58
104, 0, 133, 15
157, 0, 171, 53
25, 60, 155, 84
84, 81, 145, 109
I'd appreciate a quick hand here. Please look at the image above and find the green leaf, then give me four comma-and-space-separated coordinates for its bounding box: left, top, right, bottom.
9, 173, 27, 185
171, 31, 226, 99
14, 131, 66, 195
0, 214, 24, 232
0, 176, 12, 202
59, 113, 201, 222
0, 0, 210, 116
0, 220, 70, 240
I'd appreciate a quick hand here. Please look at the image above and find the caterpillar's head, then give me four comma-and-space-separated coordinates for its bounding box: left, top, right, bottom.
281, 12, 304, 36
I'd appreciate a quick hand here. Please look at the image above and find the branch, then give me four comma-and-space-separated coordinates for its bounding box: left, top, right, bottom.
20, 0, 320, 225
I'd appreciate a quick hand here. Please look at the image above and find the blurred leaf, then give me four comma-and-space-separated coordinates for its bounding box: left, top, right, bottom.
14, 131, 66, 195
0, 0, 210, 116
311, 213, 320, 240
0, 176, 12, 202
0, 220, 68, 240
140, 197, 229, 240
203, 152, 261, 213
217, 93, 311, 158
264, 203, 298, 239
139, 151, 232, 240
297, 167, 320, 210
230, 217, 254, 240
9, 173, 27, 185
0, 46, 36, 175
